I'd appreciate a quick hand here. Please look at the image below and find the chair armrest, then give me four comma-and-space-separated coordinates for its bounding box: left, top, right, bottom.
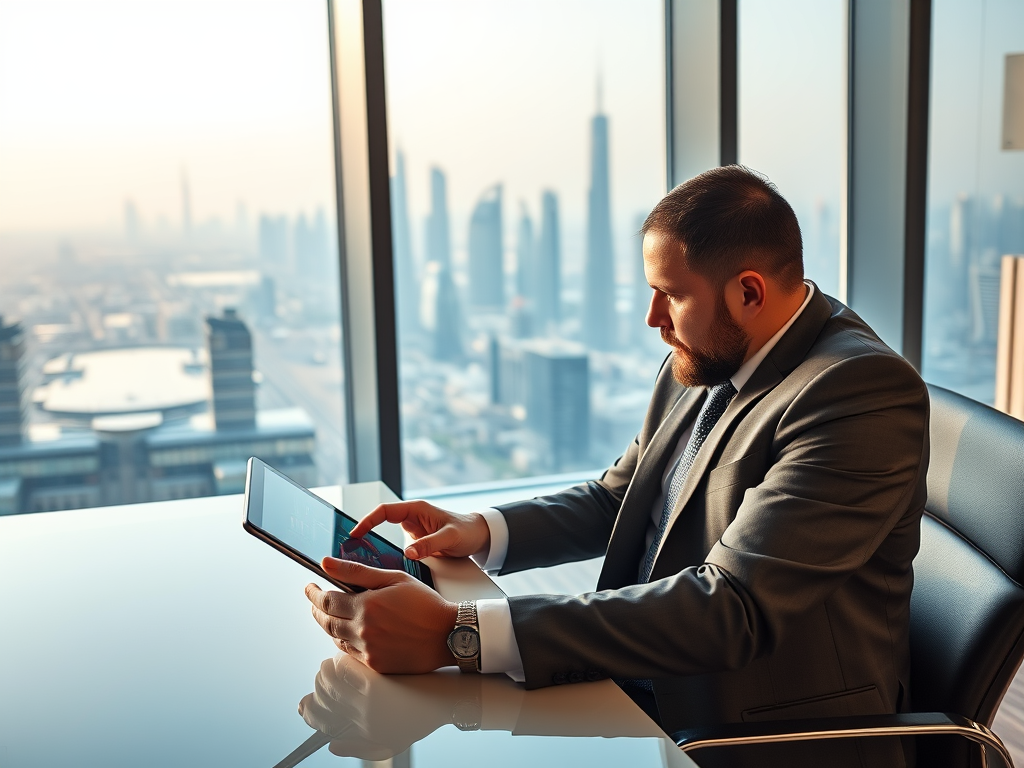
672, 712, 1013, 768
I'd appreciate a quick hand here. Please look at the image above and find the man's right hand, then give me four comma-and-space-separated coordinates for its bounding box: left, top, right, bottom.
349, 500, 491, 562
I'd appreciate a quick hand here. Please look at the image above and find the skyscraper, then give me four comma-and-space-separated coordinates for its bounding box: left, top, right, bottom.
631, 212, 652, 346
0, 317, 27, 447
583, 83, 616, 351
206, 309, 256, 431
425, 168, 452, 269
535, 190, 562, 332
391, 150, 419, 335
258, 214, 289, 269
512, 203, 534, 338
423, 168, 462, 361
468, 185, 505, 312
524, 340, 589, 471
293, 210, 329, 280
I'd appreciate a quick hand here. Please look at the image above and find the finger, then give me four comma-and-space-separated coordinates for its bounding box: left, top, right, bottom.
350, 501, 419, 538
305, 584, 355, 618
322, 557, 407, 589
403, 525, 461, 560
311, 603, 355, 641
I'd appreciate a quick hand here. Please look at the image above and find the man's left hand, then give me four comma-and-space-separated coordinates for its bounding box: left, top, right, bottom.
305, 558, 458, 674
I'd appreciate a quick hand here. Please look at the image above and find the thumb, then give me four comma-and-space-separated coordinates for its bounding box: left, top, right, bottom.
322, 557, 404, 588
404, 525, 460, 560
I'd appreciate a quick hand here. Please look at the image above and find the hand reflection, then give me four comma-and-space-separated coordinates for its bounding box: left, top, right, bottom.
298, 653, 493, 761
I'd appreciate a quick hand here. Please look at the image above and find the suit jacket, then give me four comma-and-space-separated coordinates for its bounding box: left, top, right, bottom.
494, 290, 929, 744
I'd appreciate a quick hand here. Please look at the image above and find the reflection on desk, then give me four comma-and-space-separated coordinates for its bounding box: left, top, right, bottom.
281, 653, 693, 767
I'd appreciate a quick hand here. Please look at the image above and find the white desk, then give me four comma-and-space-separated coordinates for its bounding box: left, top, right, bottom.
0, 485, 696, 767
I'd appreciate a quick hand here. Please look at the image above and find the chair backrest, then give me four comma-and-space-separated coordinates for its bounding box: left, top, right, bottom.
911, 384, 1024, 724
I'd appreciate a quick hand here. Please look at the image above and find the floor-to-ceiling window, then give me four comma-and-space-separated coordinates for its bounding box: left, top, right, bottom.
0, 0, 348, 514
922, 0, 1024, 405
382, 0, 667, 493
738, 0, 847, 299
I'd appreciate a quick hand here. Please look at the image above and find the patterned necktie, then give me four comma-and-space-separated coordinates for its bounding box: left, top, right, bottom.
638, 380, 737, 584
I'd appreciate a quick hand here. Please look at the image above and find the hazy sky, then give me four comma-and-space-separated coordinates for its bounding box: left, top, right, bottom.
0, 0, 337, 232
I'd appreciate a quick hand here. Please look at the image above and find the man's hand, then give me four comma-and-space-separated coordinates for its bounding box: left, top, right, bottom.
350, 500, 491, 561
305, 558, 458, 673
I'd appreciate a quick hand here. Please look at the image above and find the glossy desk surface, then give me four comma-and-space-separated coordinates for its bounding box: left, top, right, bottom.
0, 484, 696, 767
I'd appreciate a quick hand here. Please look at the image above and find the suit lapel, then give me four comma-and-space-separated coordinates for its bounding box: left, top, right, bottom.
650, 287, 835, 569
598, 385, 704, 589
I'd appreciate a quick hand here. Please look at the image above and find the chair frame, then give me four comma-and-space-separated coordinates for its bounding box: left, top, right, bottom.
674, 711, 1014, 767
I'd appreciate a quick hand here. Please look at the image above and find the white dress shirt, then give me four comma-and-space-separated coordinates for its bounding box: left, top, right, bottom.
471, 282, 815, 681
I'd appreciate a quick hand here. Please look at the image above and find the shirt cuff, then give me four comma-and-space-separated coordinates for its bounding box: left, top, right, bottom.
477, 597, 525, 683
469, 508, 509, 574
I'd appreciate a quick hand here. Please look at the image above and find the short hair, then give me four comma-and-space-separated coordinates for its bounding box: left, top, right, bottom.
641, 165, 804, 289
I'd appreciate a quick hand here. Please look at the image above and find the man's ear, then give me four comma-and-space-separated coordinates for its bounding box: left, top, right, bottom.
728, 271, 767, 321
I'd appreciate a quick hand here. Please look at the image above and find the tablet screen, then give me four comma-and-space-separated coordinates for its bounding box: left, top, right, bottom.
256, 464, 425, 581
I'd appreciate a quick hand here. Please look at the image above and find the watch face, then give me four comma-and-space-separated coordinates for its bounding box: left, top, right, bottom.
448, 626, 479, 659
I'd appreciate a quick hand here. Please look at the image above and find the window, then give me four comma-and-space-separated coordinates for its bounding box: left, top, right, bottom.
0, 0, 348, 514
922, 0, 1024, 404
382, 0, 666, 492
738, 0, 846, 298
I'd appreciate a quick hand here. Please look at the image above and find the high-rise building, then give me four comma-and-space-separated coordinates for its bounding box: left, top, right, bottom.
0, 317, 27, 447
512, 203, 534, 338
583, 84, 616, 351
258, 214, 289, 269
391, 150, 419, 335
468, 184, 505, 312
423, 168, 462, 361
293, 209, 330, 281
524, 340, 590, 471
631, 212, 652, 346
493, 337, 590, 471
425, 168, 452, 269
535, 190, 562, 332
206, 309, 256, 431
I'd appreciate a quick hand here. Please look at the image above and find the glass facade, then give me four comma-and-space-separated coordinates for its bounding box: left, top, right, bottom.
922, 0, 1024, 404
382, 0, 666, 493
0, 0, 347, 514
738, 0, 847, 298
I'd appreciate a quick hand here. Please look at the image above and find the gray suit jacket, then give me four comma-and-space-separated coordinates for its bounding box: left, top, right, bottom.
494, 289, 929, 738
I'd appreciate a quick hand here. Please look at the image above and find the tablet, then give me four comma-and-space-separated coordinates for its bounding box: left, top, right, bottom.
242, 457, 434, 592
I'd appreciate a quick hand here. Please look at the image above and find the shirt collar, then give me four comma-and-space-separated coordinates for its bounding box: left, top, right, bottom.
730, 281, 814, 394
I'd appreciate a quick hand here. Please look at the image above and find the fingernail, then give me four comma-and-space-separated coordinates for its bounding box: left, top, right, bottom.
404, 546, 418, 559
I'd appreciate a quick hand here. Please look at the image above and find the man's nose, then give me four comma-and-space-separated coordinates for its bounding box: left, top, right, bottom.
646, 290, 667, 328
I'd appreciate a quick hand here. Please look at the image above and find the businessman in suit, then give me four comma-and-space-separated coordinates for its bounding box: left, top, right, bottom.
304, 166, 929, 761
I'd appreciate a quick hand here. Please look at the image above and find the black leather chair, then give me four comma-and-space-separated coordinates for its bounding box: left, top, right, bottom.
673, 384, 1024, 767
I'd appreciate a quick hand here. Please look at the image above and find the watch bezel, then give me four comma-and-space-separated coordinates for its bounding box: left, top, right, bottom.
447, 625, 480, 659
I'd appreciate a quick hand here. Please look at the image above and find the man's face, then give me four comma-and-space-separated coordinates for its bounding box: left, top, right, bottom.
642, 231, 751, 387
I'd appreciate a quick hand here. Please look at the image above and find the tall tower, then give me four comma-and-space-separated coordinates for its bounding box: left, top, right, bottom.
391, 150, 419, 335
632, 212, 652, 346
206, 309, 256, 431
512, 202, 534, 338
468, 185, 505, 312
424, 168, 462, 361
535, 190, 562, 333
583, 79, 616, 351
0, 317, 27, 447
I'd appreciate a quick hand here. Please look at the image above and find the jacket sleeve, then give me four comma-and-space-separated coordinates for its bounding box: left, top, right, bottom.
492, 438, 639, 575
504, 352, 929, 688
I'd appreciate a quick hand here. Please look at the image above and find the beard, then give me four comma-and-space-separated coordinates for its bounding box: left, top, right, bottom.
662, 295, 751, 387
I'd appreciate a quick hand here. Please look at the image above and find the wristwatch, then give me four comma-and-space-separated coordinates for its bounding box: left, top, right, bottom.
446, 601, 481, 673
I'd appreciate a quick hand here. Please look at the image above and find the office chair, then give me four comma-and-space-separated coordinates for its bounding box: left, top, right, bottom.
673, 384, 1024, 767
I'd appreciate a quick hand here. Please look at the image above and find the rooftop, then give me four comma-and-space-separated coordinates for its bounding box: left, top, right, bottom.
36, 347, 211, 418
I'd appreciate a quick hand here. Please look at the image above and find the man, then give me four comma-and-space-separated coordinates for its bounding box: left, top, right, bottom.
305, 166, 928, 764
